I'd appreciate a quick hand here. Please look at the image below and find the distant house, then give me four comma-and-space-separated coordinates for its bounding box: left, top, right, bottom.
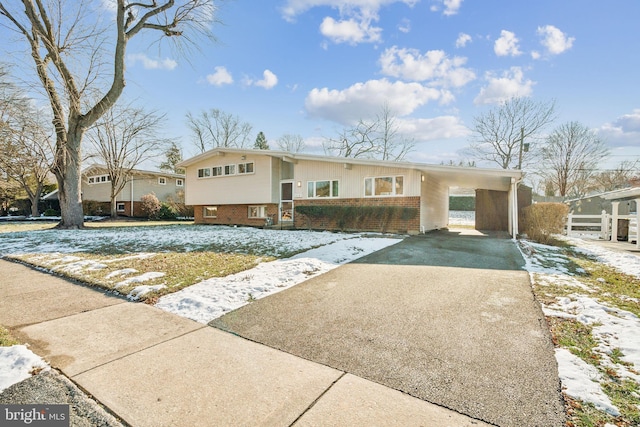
567, 189, 636, 216
43, 165, 186, 217
178, 148, 524, 236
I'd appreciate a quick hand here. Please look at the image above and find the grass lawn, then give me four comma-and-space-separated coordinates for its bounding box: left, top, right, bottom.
526, 241, 640, 427
0, 222, 358, 302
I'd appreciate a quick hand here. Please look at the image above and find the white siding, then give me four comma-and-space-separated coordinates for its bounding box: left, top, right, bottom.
420, 176, 449, 231
184, 153, 277, 206
292, 160, 422, 199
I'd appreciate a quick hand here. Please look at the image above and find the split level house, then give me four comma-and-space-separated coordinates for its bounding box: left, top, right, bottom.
44, 165, 186, 217
178, 148, 526, 237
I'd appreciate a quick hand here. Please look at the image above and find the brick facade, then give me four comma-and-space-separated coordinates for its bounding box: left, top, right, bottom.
194, 204, 280, 226
294, 197, 421, 233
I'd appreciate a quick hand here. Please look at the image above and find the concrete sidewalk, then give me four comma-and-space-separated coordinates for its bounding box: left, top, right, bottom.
0, 259, 489, 426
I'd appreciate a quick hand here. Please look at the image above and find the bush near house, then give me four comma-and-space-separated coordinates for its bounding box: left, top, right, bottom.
140, 193, 161, 219
296, 205, 418, 233
522, 202, 569, 244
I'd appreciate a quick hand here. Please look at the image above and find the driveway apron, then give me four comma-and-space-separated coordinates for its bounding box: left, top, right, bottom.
211, 229, 566, 427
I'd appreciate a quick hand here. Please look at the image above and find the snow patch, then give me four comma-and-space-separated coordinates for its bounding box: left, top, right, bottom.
0, 345, 49, 393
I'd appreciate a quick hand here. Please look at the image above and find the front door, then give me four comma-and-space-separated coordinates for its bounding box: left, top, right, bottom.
280, 182, 293, 222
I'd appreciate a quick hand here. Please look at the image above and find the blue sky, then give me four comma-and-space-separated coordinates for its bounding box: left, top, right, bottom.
6, 1, 640, 170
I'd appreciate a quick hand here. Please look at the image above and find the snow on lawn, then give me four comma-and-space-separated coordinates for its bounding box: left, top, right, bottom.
0, 224, 368, 257
520, 237, 640, 418
156, 236, 401, 323
0, 345, 48, 393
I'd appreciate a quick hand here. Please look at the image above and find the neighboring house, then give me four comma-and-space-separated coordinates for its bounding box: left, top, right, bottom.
43, 165, 186, 217
566, 189, 636, 216
178, 148, 524, 236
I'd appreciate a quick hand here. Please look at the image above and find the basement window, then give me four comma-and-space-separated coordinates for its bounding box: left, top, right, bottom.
203, 206, 218, 218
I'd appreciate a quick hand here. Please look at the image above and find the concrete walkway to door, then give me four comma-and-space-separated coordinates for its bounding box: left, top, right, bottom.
211, 229, 566, 427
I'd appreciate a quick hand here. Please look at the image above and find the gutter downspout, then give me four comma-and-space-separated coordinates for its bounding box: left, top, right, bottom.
511, 176, 523, 240
130, 176, 134, 217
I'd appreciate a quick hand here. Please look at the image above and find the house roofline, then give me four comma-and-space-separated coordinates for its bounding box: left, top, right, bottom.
176, 148, 523, 181
82, 164, 185, 178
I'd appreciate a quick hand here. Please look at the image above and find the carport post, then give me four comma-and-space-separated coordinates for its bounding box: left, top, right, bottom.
510, 178, 518, 239
611, 202, 619, 242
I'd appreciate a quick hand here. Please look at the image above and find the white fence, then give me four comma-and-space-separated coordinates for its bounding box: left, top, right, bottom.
566, 211, 638, 242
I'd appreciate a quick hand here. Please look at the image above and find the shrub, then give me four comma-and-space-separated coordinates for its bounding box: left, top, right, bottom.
140, 193, 161, 219
43, 208, 59, 217
522, 202, 569, 244
157, 203, 178, 220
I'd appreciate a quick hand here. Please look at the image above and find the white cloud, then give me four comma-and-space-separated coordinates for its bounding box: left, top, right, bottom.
598, 109, 640, 147
430, 0, 463, 16
455, 32, 472, 48
205, 66, 233, 86
398, 18, 411, 33
320, 16, 382, 44
255, 69, 279, 89
281, 0, 418, 21
537, 25, 575, 55
305, 79, 446, 124
474, 67, 534, 105
397, 115, 471, 141
531, 51, 541, 60
379, 46, 475, 88
127, 53, 177, 70
494, 30, 521, 57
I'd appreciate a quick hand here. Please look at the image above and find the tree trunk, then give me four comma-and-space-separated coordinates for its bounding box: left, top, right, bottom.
55, 129, 84, 229
29, 182, 43, 217
110, 194, 118, 219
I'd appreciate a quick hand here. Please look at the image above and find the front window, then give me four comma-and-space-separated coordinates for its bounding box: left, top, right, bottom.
307, 180, 339, 198
224, 164, 235, 175
238, 162, 254, 174
203, 206, 217, 218
364, 176, 404, 197
198, 168, 211, 178
212, 166, 223, 177
88, 174, 111, 184
158, 177, 167, 185
176, 178, 184, 187
248, 205, 267, 218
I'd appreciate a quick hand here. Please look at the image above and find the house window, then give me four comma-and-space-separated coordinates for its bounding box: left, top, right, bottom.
158, 177, 167, 185
307, 180, 339, 198
238, 162, 254, 174
203, 206, 218, 218
117, 203, 125, 212
198, 168, 211, 178
364, 176, 404, 197
224, 164, 236, 175
248, 205, 267, 218
176, 178, 184, 187
88, 174, 110, 184
212, 166, 223, 177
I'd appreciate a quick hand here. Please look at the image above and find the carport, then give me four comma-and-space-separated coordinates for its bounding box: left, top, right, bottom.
417, 165, 524, 238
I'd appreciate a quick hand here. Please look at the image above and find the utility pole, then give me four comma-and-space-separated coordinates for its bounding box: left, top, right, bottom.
517, 127, 525, 170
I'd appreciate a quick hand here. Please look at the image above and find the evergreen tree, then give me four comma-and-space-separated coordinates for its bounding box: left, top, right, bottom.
254, 132, 269, 150
159, 141, 184, 174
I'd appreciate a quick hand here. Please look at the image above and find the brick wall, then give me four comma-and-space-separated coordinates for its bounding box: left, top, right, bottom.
194, 204, 279, 226
294, 197, 420, 233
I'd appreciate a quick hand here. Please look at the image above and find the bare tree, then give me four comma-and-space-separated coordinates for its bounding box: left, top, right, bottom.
276, 133, 305, 153
539, 121, 609, 198
376, 104, 415, 161
590, 160, 638, 193
86, 103, 168, 218
0, 71, 53, 216
186, 109, 253, 152
0, 0, 219, 228
323, 105, 414, 161
468, 97, 557, 169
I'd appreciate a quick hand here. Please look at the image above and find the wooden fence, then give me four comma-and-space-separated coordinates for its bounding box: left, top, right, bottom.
566, 211, 637, 242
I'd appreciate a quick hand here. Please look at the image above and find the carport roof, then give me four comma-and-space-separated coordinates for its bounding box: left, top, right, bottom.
178, 148, 523, 192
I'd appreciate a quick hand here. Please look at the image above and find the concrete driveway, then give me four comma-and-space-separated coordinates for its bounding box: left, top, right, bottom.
211, 229, 566, 427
